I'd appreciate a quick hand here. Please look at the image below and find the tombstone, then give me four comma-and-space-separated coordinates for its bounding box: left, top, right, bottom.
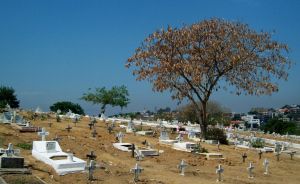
217, 140, 220, 151
242, 153, 247, 163
160, 130, 169, 140
247, 162, 254, 179
53, 135, 62, 142
0, 143, 24, 169
91, 128, 98, 138
38, 128, 49, 141
275, 152, 281, 161
135, 148, 144, 161
258, 150, 263, 159
216, 164, 224, 182
287, 151, 296, 160
263, 159, 269, 175
86, 151, 97, 161
126, 119, 135, 133
177, 159, 188, 176
65, 125, 72, 132
131, 144, 135, 158
107, 126, 113, 134
86, 160, 100, 181
116, 132, 125, 143
130, 163, 143, 182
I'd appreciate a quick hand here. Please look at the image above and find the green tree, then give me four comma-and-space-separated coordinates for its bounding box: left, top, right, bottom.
0, 86, 20, 109
126, 18, 291, 138
81, 85, 130, 116
262, 118, 299, 135
50, 101, 85, 115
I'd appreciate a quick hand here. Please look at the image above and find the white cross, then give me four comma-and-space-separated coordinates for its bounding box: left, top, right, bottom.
130, 163, 143, 182
38, 128, 49, 141
247, 162, 254, 178
263, 159, 269, 175
177, 160, 188, 176
0, 143, 20, 157
116, 132, 125, 143
216, 164, 224, 182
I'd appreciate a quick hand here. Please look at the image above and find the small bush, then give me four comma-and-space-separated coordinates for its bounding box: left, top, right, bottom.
205, 128, 228, 145
250, 138, 265, 148
16, 143, 32, 150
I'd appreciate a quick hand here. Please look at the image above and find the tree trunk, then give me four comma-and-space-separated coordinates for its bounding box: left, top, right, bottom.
200, 101, 208, 139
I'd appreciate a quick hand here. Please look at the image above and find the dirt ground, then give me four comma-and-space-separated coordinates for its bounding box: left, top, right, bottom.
0, 114, 300, 184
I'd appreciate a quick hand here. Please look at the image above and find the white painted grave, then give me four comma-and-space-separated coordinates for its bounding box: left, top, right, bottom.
32, 128, 86, 175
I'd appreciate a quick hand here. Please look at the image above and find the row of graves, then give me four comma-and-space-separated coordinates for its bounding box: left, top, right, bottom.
1, 111, 299, 183
107, 116, 300, 182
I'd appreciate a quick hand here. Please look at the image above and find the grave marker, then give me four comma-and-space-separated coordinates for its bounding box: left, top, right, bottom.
65, 125, 72, 132
263, 159, 269, 175
91, 128, 98, 138
86, 151, 97, 161
287, 151, 296, 160
216, 164, 224, 182
177, 159, 188, 176
258, 150, 263, 159
116, 132, 125, 143
130, 163, 143, 182
242, 153, 247, 163
86, 160, 100, 181
247, 162, 254, 179
0, 143, 24, 169
38, 128, 49, 141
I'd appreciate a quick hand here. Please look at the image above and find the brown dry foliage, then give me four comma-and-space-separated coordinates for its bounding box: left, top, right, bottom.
126, 18, 291, 136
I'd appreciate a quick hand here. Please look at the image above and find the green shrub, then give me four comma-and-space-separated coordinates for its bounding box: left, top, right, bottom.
16, 143, 32, 150
250, 138, 265, 148
50, 101, 85, 115
205, 127, 228, 145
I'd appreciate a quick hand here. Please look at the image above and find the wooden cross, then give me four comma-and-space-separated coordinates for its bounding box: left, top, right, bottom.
287, 151, 296, 160
86, 151, 97, 161
258, 150, 263, 159
65, 125, 72, 132
88, 122, 94, 130
91, 128, 98, 138
242, 153, 247, 163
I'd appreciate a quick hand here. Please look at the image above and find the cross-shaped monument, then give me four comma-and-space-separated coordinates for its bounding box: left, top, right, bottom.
130, 163, 143, 182
242, 153, 247, 163
216, 164, 224, 182
0, 143, 20, 157
86, 151, 97, 161
247, 162, 254, 179
38, 128, 49, 141
65, 125, 72, 132
263, 159, 269, 175
177, 159, 188, 176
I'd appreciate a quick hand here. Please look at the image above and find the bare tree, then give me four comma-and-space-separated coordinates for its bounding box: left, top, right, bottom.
126, 18, 291, 138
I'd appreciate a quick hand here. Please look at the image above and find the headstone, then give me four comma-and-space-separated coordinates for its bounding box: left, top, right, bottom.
258, 150, 263, 159
116, 132, 125, 143
86, 151, 97, 161
242, 153, 247, 163
126, 119, 135, 133
263, 159, 269, 175
0, 143, 24, 169
91, 128, 98, 138
65, 125, 72, 132
247, 162, 254, 179
177, 159, 188, 176
216, 164, 224, 182
135, 148, 144, 161
130, 163, 143, 182
53, 135, 62, 142
287, 151, 296, 160
86, 160, 100, 181
160, 130, 169, 140
38, 128, 49, 141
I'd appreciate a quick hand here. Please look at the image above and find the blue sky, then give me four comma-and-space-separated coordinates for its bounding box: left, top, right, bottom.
0, 0, 299, 115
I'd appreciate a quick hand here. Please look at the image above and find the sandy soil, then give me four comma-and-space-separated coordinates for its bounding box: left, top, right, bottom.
0, 115, 300, 184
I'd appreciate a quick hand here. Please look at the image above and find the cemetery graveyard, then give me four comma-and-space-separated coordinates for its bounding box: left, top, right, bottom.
0, 112, 300, 183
